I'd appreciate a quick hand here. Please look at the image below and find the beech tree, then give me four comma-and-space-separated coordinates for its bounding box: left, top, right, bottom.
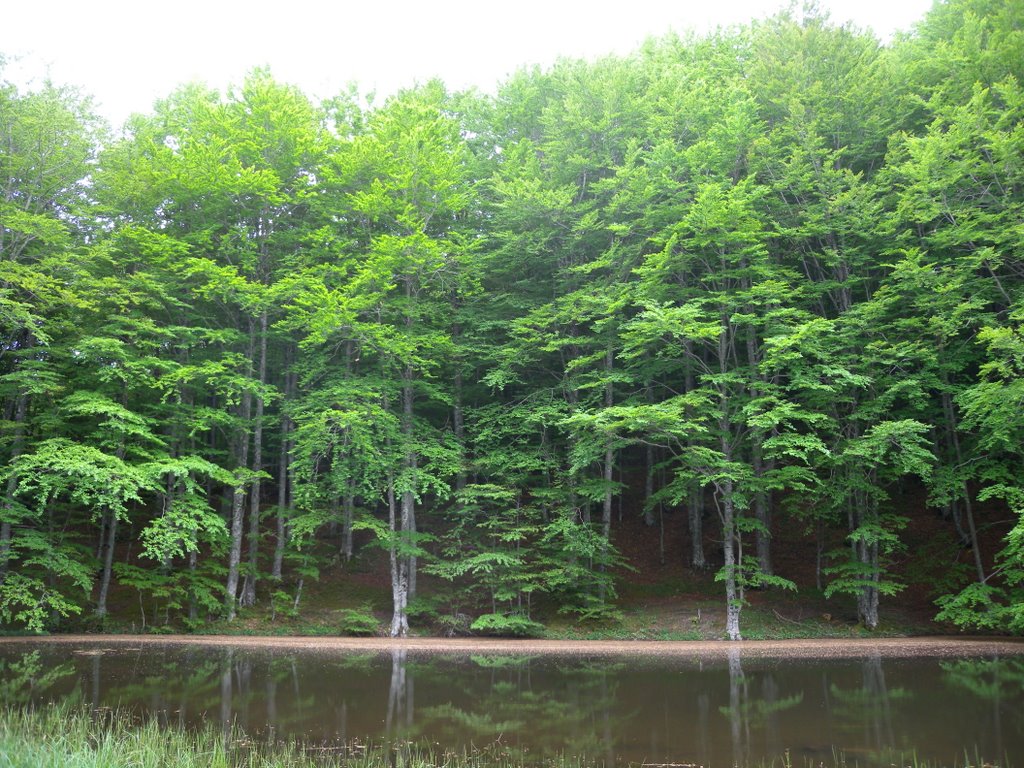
2, 0, 1023, 637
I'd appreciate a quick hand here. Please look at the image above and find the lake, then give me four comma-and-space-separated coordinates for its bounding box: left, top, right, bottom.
1, 637, 1022, 766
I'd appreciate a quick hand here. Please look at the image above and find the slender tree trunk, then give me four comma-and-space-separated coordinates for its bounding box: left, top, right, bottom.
225, 345, 254, 620
752, 437, 772, 577
722, 474, 742, 641
387, 390, 409, 638
273, 357, 295, 581
96, 432, 128, 618
744, 307, 772, 577
292, 564, 305, 612
689, 486, 706, 569
643, 443, 656, 527
95, 510, 119, 618
599, 346, 614, 600
389, 468, 409, 637
341, 343, 355, 560
341, 486, 355, 561
452, 314, 467, 501
95, 513, 107, 560
241, 312, 269, 608
942, 389, 985, 583
272, 419, 289, 581
719, 319, 742, 641
0, 394, 29, 581
683, 343, 706, 569
188, 548, 198, 623
454, 367, 466, 496
401, 368, 417, 601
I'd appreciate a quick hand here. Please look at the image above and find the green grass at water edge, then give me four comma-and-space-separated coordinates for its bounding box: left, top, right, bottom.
0, 705, 1009, 768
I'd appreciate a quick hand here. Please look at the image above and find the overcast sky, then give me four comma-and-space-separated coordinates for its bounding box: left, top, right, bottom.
3, 0, 936, 127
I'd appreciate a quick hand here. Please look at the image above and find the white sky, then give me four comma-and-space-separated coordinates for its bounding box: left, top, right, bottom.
2, 0, 936, 128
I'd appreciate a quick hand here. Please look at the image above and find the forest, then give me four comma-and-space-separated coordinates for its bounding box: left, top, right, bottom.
0, 0, 1021, 641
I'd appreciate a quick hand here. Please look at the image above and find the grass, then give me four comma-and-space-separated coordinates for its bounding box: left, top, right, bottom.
0, 705, 1009, 768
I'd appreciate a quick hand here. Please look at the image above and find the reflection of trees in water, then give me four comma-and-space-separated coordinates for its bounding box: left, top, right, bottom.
826, 654, 910, 762
717, 651, 803, 766
413, 656, 628, 761
386, 648, 412, 734
12, 645, 1021, 764
727, 649, 747, 767
96, 647, 319, 742
97, 647, 222, 726
941, 656, 1024, 758
0, 650, 75, 705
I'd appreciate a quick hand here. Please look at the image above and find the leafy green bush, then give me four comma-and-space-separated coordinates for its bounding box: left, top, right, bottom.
469, 612, 544, 637
337, 605, 380, 636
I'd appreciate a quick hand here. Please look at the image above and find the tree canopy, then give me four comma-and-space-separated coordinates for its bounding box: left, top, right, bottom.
1, 0, 1022, 638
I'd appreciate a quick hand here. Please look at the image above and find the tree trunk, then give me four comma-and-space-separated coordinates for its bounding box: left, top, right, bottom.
689, 486, 706, 569
452, 314, 467, 500
95, 510, 119, 618
683, 342, 706, 569
599, 346, 614, 600
388, 467, 409, 637
341, 343, 355, 560
942, 389, 985, 583
273, 357, 295, 581
387, 389, 410, 638
854, 490, 880, 630
719, 320, 742, 641
402, 367, 418, 601
272, 431, 288, 581
722, 475, 742, 641
241, 312, 269, 608
96, 434, 128, 618
0, 394, 29, 582
643, 443, 656, 527
225, 347, 254, 620
188, 548, 198, 623
752, 437, 772, 577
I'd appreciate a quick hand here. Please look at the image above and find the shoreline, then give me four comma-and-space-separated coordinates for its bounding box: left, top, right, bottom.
1, 633, 1022, 658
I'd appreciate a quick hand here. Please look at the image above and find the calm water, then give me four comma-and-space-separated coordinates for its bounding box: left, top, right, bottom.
2, 641, 1023, 766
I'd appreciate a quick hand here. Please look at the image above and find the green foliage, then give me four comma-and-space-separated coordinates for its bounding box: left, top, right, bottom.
1, 0, 1023, 637
470, 612, 545, 638
0, 530, 93, 632
336, 604, 381, 636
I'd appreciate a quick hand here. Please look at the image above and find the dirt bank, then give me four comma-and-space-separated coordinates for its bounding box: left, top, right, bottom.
2, 634, 1022, 659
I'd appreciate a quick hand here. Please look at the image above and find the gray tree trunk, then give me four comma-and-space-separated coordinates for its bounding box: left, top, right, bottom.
942, 389, 985, 583
225, 372, 253, 621
388, 469, 409, 637
95, 510, 118, 618
600, 346, 614, 599
241, 312, 269, 608
0, 394, 29, 582
273, 361, 295, 580
752, 437, 772, 577
402, 369, 418, 601
386, 387, 409, 637
689, 486, 706, 569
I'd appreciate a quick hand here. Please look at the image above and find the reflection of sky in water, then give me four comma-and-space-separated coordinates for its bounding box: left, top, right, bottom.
1, 643, 1022, 766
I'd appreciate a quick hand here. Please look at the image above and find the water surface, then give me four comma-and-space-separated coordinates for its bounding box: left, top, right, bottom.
2, 639, 1022, 766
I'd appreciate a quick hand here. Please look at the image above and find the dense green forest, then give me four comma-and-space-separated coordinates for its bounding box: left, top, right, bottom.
0, 0, 1021, 640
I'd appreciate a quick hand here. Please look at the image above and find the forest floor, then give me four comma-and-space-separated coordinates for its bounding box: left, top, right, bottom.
82, 484, 1005, 641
